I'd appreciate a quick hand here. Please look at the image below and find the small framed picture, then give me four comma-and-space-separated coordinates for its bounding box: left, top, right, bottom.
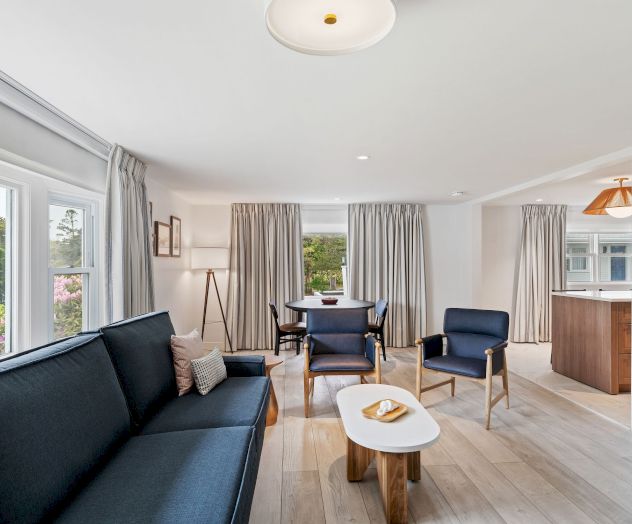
154, 221, 171, 257
170, 216, 182, 257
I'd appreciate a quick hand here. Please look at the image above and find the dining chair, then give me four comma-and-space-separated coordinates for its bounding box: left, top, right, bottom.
415, 308, 509, 429
303, 309, 381, 417
269, 302, 306, 356
368, 298, 388, 361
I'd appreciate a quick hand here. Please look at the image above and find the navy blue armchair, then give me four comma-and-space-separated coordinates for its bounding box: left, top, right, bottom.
415, 308, 510, 429
303, 309, 382, 417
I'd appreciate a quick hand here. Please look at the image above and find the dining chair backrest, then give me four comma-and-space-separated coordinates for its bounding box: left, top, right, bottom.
374, 299, 388, 326
269, 301, 281, 330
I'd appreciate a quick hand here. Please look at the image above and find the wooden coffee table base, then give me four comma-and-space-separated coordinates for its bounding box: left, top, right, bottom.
347, 437, 420, 524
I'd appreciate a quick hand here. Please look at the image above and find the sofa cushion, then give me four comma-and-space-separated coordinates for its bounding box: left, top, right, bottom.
0, 334, 131, 524
56, 427, 257, 524
140, 377, 270, 452
170, 328, 208, 396
309, 354, 375, 372
100, 311, 177, 426
191, 348, 227, 395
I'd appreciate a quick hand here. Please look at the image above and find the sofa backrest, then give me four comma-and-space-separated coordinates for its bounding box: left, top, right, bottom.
0, 334, 131, 524
307, 309, 368, 356
99, 310, 177, 427
444, 308, 509, 360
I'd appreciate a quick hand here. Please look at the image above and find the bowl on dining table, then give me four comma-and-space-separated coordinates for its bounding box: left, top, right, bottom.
321, 297, 339, 305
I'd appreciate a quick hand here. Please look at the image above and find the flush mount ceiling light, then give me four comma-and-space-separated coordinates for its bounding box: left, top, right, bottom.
265, 0, 396, 55
450, 191, 465, 197
356, 155, 370, 160
583, 177, 632, 218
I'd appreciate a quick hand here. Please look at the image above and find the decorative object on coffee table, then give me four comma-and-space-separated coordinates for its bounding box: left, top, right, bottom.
170, 215, 181, 257
154, 221, 171, 257
337, 384, 440, 524
191, 247, 233, 351
264, 355, 283, 425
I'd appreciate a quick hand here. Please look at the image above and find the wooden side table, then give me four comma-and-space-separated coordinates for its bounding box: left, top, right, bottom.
265, 355, 283, 426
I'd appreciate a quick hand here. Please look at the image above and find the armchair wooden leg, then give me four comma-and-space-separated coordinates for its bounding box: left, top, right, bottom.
304, 373, 310, 418
450, 377, 456, 397
415, 339, 422, 401
309, 377, 315, 396
375, 342, 382, 384
502, 352, 509, 409
484, 352, 493, 430
303, 341, 310, 418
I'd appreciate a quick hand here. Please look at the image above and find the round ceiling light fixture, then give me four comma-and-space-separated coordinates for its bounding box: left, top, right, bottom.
265, 0, 397, 56
583, 177, 632, 218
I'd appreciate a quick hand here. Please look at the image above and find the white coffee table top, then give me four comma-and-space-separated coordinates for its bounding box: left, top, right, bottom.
337, 384, 440, 453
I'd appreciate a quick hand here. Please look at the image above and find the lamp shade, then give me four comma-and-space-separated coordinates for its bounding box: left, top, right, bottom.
266, 0, 396, 55
583, 178, 632, 218
191, 247, 229, 270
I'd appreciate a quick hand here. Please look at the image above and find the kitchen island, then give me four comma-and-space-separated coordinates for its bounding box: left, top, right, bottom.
552, 290, 631, 394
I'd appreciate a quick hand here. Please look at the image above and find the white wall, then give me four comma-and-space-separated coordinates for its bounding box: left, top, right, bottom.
480, 206, 522, 322
423, 204, 480, 333
190, 205, 231, 349
146, 178, 197, 336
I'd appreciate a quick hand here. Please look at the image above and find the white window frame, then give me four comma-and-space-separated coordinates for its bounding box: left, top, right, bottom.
566, 232, 632, 285
48, 194, 98, 340
0, 182, 17, 354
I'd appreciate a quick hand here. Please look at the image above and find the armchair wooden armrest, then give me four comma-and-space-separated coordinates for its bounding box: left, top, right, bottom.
484, 341, 508, 356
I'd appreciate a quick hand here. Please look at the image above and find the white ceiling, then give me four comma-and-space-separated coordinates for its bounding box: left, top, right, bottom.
1, 0, 632, 204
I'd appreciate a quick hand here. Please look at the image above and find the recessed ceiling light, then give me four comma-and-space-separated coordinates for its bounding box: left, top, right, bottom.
356, 155, 370, 161
450, 191, 464, 197
334, 197, 341, 201
535, 198, 544, 203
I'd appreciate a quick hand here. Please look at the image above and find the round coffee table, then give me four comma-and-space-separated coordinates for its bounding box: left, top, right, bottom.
337, 384, 440, 523
265, 355, 284, 426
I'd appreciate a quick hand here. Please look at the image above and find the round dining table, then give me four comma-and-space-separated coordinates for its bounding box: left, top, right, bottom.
285, 298, 375, 313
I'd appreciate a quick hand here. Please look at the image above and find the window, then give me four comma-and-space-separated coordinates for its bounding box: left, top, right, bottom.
49, 198, 96, 340
0, 186, 14, 354
565, 233, 592, 282
566, 232, 632, 284
598, 233, 632, 282
303, 233, 347, 296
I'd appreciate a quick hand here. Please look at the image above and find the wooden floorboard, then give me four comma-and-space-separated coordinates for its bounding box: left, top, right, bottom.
249, 348, 632, 523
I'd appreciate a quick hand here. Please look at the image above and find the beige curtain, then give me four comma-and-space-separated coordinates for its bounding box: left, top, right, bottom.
105, 145, 155, 322
513, 204, 566, 343
348, 203, 426, 347
227, 203, 304, 350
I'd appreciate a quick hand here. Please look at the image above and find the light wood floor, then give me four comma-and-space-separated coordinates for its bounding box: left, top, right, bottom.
247, 348, 632, 524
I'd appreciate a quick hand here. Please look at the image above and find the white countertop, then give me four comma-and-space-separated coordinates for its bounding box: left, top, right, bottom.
336, 384, 440, 453
552, 290, 632, 302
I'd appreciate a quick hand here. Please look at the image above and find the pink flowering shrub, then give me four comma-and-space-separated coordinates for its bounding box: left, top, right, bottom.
53, 274, 83, 338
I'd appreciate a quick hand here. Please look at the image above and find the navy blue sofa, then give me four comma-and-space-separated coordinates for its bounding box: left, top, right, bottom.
0, 311, 270, 524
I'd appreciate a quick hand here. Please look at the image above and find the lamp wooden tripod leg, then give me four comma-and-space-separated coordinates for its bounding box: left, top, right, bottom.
201, 269, 233, 352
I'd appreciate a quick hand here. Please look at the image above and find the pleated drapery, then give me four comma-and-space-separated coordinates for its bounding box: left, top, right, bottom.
105, 145, 155, 322
227, 203, 304, 350
512, 204, 566, 343
348, 203, 426, 347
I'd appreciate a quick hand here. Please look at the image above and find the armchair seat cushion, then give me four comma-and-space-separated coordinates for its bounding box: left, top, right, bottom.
56, 427, 257, 524
309, 354, 374, 372
424, 354, 503, 379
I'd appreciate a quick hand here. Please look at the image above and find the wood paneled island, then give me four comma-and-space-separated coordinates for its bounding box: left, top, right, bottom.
552, 291, 631, 394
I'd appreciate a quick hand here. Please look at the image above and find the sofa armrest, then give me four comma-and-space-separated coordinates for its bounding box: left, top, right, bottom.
223, 355, 266, 377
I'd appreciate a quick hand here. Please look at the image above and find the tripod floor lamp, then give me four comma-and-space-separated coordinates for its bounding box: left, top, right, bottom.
191, 247, 233, 352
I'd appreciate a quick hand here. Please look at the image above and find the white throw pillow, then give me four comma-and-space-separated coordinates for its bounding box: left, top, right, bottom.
191, 348, 227, 395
